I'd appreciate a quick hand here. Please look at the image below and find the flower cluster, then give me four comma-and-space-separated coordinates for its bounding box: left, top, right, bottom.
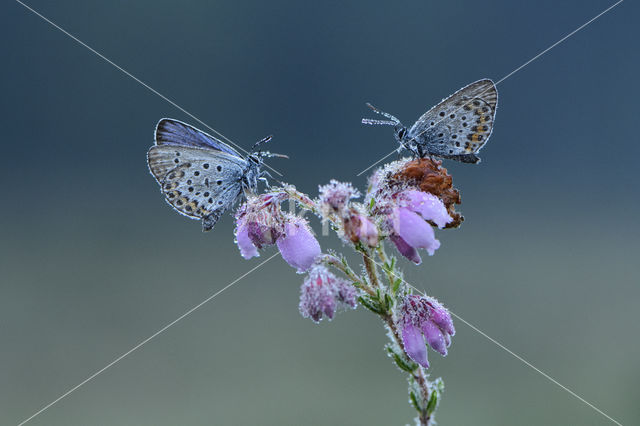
230, 156, 463, 425
299, 264, 357, 322
317, 180, 379, 248
399, 295, 455, 368
318, 180, 360, 216
366, 158, 460, 264
234, 191, 321, 272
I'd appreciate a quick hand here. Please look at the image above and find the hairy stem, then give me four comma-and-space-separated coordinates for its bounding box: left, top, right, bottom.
362, 251, 381, 289
361, 247, 432, 426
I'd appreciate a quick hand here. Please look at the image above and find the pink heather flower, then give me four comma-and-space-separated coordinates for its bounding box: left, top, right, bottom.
299, 265, 357, 322
344, 209, 379, 247
235, 222, 259, 259
318, 180, 360, 216
397, 189, 452, 229
399, 295, 455, 368
276, 217, 321, 273
234, 193, 286, 259
389, 207, 440, 265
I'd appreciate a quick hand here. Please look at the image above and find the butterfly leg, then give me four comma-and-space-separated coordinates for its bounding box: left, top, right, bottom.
259, 171, 275, 188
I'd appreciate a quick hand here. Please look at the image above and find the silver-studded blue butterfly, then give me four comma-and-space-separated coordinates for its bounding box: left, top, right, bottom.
362, 79, 498, 164
147, 119, 284, 231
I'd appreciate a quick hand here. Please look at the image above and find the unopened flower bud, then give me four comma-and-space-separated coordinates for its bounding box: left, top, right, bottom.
299, 265, 357, 322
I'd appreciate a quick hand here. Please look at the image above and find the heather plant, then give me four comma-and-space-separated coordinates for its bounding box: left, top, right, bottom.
234, 156, 462, 425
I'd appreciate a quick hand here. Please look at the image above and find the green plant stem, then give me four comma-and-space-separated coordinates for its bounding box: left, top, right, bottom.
365, 247, 433, 426
362, 251, 381, 289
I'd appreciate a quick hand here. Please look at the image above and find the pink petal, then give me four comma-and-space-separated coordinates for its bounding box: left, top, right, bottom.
401, 190, 452, 228
390, 234, 422, 264
402, 322, 429, 368
430, 305, 456, 336
277, 222, 321, 273
235, 222, 259, 259
396, 207, 440, 256
421, 320, 448, 356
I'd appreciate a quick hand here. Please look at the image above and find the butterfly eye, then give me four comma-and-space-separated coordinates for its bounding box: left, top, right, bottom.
397, 128, 406, 139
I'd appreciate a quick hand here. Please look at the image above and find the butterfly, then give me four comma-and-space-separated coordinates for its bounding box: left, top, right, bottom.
362, 79, 498, 164
147, 119, 284, 231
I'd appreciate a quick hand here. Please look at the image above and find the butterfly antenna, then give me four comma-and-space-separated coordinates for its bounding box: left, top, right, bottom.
362, 118, 398, 126
251, 135, 273, 152
366, 102, 400, 122
260, 151, 289, 159
362, 102, 400, 126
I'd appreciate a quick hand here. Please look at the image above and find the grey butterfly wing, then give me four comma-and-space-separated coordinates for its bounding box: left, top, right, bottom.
148, 145, 247, 231
407, 79, 497, 163
155, 118, 242, 156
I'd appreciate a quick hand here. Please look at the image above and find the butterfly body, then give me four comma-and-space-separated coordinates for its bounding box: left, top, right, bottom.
364, 79, 498, 164
147, 119, 271, 231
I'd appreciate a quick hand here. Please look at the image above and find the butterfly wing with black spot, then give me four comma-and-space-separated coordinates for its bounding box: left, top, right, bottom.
155, 118, 242, 156
147, 145, 247, 231
407, 79, 497, 163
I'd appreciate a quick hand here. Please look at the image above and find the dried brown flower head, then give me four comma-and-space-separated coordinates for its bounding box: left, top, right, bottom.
391, 158, 463, 228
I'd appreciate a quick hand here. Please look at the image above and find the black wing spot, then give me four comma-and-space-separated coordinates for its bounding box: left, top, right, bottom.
176, 199, 184, 206
188, 187, 194, 192
217, 200, 223, 205
430, 121, 435, 126
462, 116, 466, 120
437, 133, 444, 138
174, 158, 179, 164
194, 171, 200, 176
448, 149, 454, 154
208, 198, 213, 204
217, 165, 222, 172
187, 179, 192, 185
185, 205, 193, 212
204, 192, 210, 197
449, 114, 455, 119
203, 163, 210, 169
439, 111, 445, 117
175, 152, 181, 156
452, 134, 457, 139
462, 122, 467, 127
216, 180, 222, 185
455, 142, 460, 147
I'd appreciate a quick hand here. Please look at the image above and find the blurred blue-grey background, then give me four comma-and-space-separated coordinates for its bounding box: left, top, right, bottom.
2, 0, 639, 424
